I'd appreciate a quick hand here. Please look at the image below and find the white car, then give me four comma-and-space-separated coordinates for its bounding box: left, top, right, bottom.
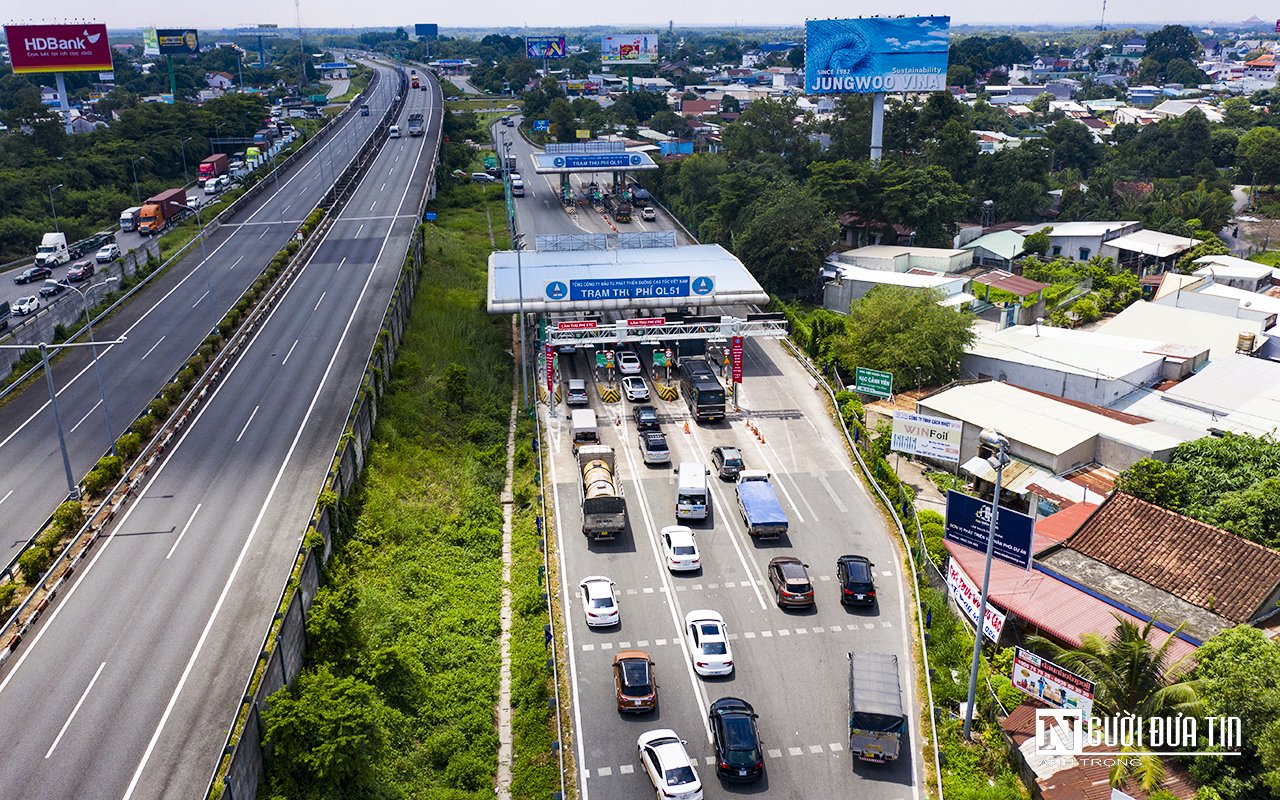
684, 610, 733, 676
618, 351, 642, 375
661, 526, 700, 572
579, 576, 619, 628
95, 243, 120, 263
637, 729, 703, 800
623, 375, 649, 402
642, 206, 657, 222
12, 296, 38, 316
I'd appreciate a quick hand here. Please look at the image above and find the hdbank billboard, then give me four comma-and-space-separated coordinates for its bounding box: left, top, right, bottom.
4, 23, 113, 73
601, 33, 659, 65
805, 16, 950, 94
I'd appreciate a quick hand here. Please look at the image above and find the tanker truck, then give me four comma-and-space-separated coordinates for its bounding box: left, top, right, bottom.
577, 445, 627, 540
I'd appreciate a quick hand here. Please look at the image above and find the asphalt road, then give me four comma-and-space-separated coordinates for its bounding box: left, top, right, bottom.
504, 126, 923, 799
0, 67, 400, 567
0, 69, 442, 800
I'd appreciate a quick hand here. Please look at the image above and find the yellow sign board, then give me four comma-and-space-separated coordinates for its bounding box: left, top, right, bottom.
576, 129, 591, 139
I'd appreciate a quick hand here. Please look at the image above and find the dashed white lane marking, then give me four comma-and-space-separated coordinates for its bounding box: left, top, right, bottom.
235, 406, 260, 443
140, 335, 166, 360
788, 747, 804, 756
281, 339, 299, 365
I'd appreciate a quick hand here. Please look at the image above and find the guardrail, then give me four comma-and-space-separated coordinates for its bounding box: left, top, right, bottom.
0, 68, 391, 650
204, 65, 432, 800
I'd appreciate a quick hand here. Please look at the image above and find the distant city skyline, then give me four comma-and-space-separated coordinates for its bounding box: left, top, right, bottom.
4, 1, 1273, 33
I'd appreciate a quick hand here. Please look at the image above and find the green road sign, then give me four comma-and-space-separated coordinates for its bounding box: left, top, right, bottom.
855, 367, 893, 398
484, 156, 497, 169
653, 351, 668, 367
595, 351, 606, 368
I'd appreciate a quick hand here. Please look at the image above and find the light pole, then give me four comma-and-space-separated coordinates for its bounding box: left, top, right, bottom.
181, 137, 193, 187
170, 200, 215, 330
131, 157, 146, 204
962, 428, 1010, 740
66, 277, 121, 456
48, 184, 64, 233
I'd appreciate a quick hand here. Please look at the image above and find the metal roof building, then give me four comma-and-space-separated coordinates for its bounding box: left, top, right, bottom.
1098, 301, 1267, 359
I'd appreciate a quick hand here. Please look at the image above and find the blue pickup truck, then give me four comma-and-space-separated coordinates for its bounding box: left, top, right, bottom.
736, 471, 788, 538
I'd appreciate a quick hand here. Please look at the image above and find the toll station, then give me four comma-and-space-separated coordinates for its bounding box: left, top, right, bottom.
527, 142, 660, 213
487, 236, 785, 414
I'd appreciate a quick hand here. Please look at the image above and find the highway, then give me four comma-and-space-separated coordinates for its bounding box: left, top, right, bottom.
0, 69, 442, 799
0, 64, 397, 568
507, 128, 923, 799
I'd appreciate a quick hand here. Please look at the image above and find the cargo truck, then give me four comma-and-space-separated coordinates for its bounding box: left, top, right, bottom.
408, 112, 424, 136
577, 445, 627, 539
197, 153, 229, 186
119, 206, 143, 232
33, 232, 71, 267
847, 652, 907, 762
137, 188, 188, 236
411, 75, 421, 89
735, 470, 788, 538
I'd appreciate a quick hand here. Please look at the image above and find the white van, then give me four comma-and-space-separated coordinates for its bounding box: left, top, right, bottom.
675, 462, 711, 521
571, 409, 599, 453
389, 125, 401, 138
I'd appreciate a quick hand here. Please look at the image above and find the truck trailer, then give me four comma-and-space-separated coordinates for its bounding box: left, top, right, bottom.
197, 153, 229, 186
137, 188, 188, 236
848, 652, 907, 762
735, 470, 788, 538
577, 445, 627, 539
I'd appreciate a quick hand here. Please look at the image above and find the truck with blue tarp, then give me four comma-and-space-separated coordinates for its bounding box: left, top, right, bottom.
735, 470, 788, 538
848, 652, 907, 762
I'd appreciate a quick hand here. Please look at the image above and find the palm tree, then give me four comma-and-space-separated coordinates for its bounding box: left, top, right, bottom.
1028, 615, 1205, 792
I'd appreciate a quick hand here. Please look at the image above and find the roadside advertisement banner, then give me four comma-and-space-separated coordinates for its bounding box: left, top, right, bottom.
730, 336, 744, 383
1012, 647, 1095, 719
5, 24, 114, 73
526, 36, 566, 59
946, 558, 1006, 643
576, 129, 591, 140
545, 345, 555, 395
945, 490, 1035, 570
601, 33, 659, 65
142, 28, 160, 57
157, 29, 199, 56
415, 23, 439, 39
804, 16, 950, 95
890, 410, 962, 462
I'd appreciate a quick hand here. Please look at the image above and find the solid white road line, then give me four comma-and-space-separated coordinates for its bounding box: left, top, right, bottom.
45, 661, 106, 759
281, 339, 299, 365
166, 505, 202, 560
235, 406, 260, 443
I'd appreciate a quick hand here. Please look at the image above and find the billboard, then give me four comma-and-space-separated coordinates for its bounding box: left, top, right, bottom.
945, 490, 1035, 571
527, 36, 566, 59
142, 28, 160, 57
891, 410, 962, 462
4, 24, 114, 74
946, 558, 1006, 643
1012, 647, 1095, 719
157, 29, 200, 55
601, 33, 659, 65
415, 24, 438, 39
804, 16, 950, 94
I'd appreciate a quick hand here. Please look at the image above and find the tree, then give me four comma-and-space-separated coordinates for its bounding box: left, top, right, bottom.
719, 94, 740, 114
924, 118, 980, 185
1202, 477, 1280, 548
1029, 617, 1204, 792
829, 286, 975, 389
1023, 227, 1052, 256
1144, 25, 1202, 68
1173, 232, 1229, 274
1045, 119, 1103, 175
731, 184, 836, 297
721, 96, 817, 177
947, 64, 975, 88
1027, 92, 1054, 114
1114, 460, 1192, 511
1238, 127, 1280, 187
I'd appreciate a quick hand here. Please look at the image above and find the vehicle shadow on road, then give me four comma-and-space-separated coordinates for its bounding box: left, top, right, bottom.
720, 772, 770, 793
587, 520, 639, 554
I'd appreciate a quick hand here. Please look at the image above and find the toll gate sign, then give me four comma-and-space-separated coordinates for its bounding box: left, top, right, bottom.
545, 345, 555, 395
731, 336, 744, 383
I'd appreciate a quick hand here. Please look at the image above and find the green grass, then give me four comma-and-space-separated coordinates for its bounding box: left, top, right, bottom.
1250, 251, 1280, 267
331, 67, 371, 105
259, 179, 560, 798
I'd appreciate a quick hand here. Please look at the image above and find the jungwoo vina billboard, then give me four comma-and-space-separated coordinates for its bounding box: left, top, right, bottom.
804, 16, 950, 94
4, 23, 113, 73
600, 33, 659, 65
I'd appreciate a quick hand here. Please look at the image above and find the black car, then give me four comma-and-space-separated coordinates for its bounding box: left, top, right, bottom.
14, 266, 52, 285
38, 279, 69, 298
634, 405, 660, 431
837, 554, 877, 607
710, 445, 744, 480
767, 556, 814, 609
709, 697, 764, 782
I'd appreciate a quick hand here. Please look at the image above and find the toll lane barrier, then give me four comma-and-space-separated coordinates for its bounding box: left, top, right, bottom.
654, 382, 678, 402
598, 384, 620, 403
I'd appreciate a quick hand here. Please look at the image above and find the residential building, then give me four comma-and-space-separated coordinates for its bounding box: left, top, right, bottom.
1151, 98, 1225, 123
821, 264, 972, 314
205, 71, 234, 90
1097, 301, 1267, 359
1244, 53, 1279, 81
678, 98, 720, 117
1015, 221, 1142, 261
1120, 37, 1147, 55
972, 130, 1022, 153
961, 230, 1027, 268
1127, 85, 1160, 105
1098, 229, 1201, 270
1193, 254, 1277, 289
1114, 106, 1162, 125
826, 245, 972, 275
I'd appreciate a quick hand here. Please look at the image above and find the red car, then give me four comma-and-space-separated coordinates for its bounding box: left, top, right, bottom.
66, 260, 95, 282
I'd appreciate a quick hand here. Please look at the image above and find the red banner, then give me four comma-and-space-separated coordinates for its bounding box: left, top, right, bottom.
730, 336, 744, 384
557, 320, 597, 330
545, 345, 555, 396
5, 24, 113, 74
626, 317, 665, 327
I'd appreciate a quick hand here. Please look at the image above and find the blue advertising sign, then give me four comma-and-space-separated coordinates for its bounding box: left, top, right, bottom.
526, 36, 566, 59
554, 153, 643, 169
533, 119, 550, 131
944, 490, 1034, 570
415, 23, 439, 38
804, 16, 951, 95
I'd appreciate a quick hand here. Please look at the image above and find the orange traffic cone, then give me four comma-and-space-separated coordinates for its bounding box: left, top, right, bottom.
683, 421, 690, 434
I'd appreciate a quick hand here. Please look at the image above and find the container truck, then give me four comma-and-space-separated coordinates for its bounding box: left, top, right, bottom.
735, 470, 788, 538
408, 112, 424, 136
119, 206, 143, 232
847, 652, 907, 762
137, 188, 188, 236
33, 232, 71, 267
197, 154, 228, 186
577, 445, 627, 540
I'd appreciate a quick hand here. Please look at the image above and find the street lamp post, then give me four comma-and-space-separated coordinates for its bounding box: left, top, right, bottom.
962, 428, 1010, 740
66, 278, 121, 456
48, 184, 64, 233
170, 200, 214, 330
131, 157, 146, 204
181, 136, 193, 188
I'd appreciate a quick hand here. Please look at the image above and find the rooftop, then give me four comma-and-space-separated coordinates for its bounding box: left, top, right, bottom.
1097, 301, 1266, 359
1193, 254, 1275, 280
833, 244, 969, 260
966, 324, 1166, 381
1113, 354, 1280, 438
972, 269, 1049, 298
1016, 220, 1140, 238
1104, 229, 1201, 258
827, 263, 964, 289
961, 230, 1027, 260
